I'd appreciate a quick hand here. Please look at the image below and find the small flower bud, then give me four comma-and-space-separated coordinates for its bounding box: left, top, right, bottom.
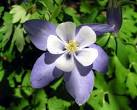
107, 0, 122, 32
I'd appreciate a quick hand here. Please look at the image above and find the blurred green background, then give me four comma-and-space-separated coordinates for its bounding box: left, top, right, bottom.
0, 0, 137, 110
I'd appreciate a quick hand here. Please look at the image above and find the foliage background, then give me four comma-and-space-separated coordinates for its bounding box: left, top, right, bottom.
0, 0, 137, 110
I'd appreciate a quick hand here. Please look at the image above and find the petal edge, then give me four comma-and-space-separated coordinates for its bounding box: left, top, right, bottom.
31, 53, 62, 88
64, 68, 94, 105
90, 44, 109, 73
24, 20, 56, 50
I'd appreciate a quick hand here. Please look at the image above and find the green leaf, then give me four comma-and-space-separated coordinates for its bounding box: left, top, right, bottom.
119, 6, 137, 42
22, 72, 33, 96
80, 12, 98, 23
108, 56, 128, 94
107, 36, 116, 51
126, 72, 137, 98
32, 90, 47, 110
0, 23, 13, 48
2, 12, 12, 23
127, 45, 137, 73
48, 97, 71, 110
8, 73, 15, 88
12, 26, 25, 52
97, 34, 116, 55
80, 1, 91, 14
30, 12, 41, 19
50, 78, 63, 90
64, 7, 80, 25
101, 93, 122, 110
97, 0, 108, 6
95, 74, 108, 91
120, 19, 137, 41
43, 0, 54, 12
96, 33, 110, 46
64, 7, 77, 17
55, 0, 63, 5
14, 88, 22, 98
10, 99, 29, 110
88, 89, 104, 110
10, 5, 30, 23
15, 74, 22, 83
114, 96, 131, 110
0, 106, 5, 110
88, 90, 131, 110
113, 56, 128, 82
117, 38, 129, 66
16, 99, 29, 109
50, 5, 61, 21
0, 66, 4, 82
2, 42, 15, 62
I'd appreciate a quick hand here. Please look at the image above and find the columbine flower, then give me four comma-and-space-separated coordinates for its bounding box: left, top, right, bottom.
24, 20, 114, 105
47, 22, 98, 73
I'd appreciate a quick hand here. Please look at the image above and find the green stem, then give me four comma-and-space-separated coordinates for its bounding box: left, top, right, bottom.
114, 37, 118, 55
80, 105, 84, 110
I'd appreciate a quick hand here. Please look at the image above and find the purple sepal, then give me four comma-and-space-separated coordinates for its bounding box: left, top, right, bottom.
90, 44, 109, 73
77, 24, 115, 36
30, 53, 63, 88
24, 20, 56, 51
64, 66, 94, 105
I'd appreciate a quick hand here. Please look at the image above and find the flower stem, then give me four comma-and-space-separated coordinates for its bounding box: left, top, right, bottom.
80, 106, 84, 110
114, 37, 118, 55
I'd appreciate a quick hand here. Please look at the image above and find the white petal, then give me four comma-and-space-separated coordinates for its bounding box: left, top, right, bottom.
75, 26, 96, 48
47, 35, 65, 54
55, 53, 75, 72
75, 48, 98, 66
56, 22, 76, 42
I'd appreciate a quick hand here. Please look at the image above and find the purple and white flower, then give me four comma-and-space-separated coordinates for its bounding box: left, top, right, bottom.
24, 20, 114, 105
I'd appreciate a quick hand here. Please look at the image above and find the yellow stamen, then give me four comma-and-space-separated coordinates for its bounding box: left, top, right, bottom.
65, 40, 78, 53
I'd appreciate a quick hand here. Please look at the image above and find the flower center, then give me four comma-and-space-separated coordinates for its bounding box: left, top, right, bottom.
65, 40, 78, 53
